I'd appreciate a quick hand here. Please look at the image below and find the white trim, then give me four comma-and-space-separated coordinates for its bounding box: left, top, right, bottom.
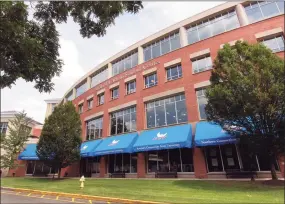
86, 94, 94, 100
108, 100, 137, 113
164, 58, 181, 68
194, 80, 211, 89
78, 100, 84, 105
97, 89, 105, 95
255, 27, 283, 40
143, 87, 185, 102
220, 38, 244, 48
124, 75, 136, 83
142, 67, 157, 76
84, 111, 104, 121
190, 48, 211, 60
109, 82, 120, 89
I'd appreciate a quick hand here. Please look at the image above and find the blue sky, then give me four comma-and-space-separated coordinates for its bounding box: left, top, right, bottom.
2, 1, 224, 123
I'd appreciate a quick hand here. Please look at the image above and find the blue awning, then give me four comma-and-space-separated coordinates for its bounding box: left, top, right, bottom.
80, 139, 103, 157
90, 133, 138, 156
132, 124, 192, 152
18, 144, 39, 160
195, 121, 238, 146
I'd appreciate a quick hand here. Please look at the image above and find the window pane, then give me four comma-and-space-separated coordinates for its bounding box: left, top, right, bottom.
131, 52, 138, 67
198, 24, 212, 41
117, 116, 123, 134
130, 112, 137, 131
198, 95, 207, 120
211, 19, 225, 36
147, 151, 158, 173
123, 114, 131, 132
176, 100, 188, 123
165, 102, 177, 125
152, 43, 161, 58
187, 29, 199, 45
205, 146, 223, 172
169, 149, 182, 172
276, 36, 285, 51
220, 144, 240, 170
144, 47, 152, 61
125, 56, 132, 70
263, 38, 279, 52
76, 83, 86, 97
260, 2, 280, 18
277, 1, 284, 13
180, 148, 194, 172
155, 105, 166, 127
158, 150, 169, 172
246, 7, 263, 23
111, 117, 116, 135
161, 39, 170, 55
131, 154, 137, 173
146, 107, 155, 128
224, 14, 240, 31
170, 35, 181, 51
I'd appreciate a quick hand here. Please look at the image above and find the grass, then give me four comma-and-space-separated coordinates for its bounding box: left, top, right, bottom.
1, 178, 284, 203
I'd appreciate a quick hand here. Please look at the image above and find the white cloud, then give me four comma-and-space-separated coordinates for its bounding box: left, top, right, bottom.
1, 1, 224, 123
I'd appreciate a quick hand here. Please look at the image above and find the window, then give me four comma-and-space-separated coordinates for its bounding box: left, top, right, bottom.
110, 107, 136, 135
76, 83, 87, 97
147, 149, 193, 173
112, 52, 138, 76
196, 88, 207, 120
143, 33, 180, 61
166, 64, 182, 81
51, 103, 56, 112
86, 117, 103, 140
245, 1, 284, 24
111, 87, 119, 100
187, 10, 240, 45
145, 73, 157, 88
26, 161, 58, 175
145, 94, 188, 129
126, 81, 136, 95
91, 68, 108, 88
0, 122, 8, 134
66, 92, 73, 101
108, 153, 137, 173
192, 56, 212, 74
87, 99, 93, 110
78, 104, 83, 114
262, 36, 284, 53
98, 93, 104, 105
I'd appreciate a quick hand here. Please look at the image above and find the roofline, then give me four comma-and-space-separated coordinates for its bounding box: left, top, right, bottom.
61, 1, 246, 101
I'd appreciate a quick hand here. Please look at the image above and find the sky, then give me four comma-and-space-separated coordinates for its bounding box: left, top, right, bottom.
1, 1, 224, 123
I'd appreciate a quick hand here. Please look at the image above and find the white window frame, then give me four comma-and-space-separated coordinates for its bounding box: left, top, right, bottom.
111, 87, 119, 100
166, 64, 183, 81
192, 56, 213, 74
144, 73, 158, 88
126, 80, 136, 95
98, 93, 104, 105
262, 35, 285, 53
87, 99, 93, 110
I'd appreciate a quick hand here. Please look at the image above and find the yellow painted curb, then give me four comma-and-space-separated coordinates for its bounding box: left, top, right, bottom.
2, 187, 165, 204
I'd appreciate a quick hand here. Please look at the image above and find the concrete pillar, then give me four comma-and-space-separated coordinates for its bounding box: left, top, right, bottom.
100, 156, 107, 178
137, 153, 146, 178
193, 147, 208, 179
138, 46, 144, 65
235, 4, 249, 27
86, 76, 92, 90
72, 88, 76, 100
63, 98, 67, 103
108, 63, 112, 78
179, 27, 188, 47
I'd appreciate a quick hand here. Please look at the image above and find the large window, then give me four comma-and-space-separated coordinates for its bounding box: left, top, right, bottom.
147, 149, 193, 173
86, 117, 103, 140
66, 92, 73, 101
87, 99, 93, 110
110, 107, 136, 135
112, 52, 138, 76
244, 1, 284, 24
144, 33, 180, 61
262, 36, 284, 53
192, 56, 212, 74
26, 161, 58, 175
108, 153, 137, 173
126, 80, 136, 95
166, 64, 182, 81
111, 87, 119, 100
78, 104, 83, 114
144, 73, 158, 88
146, 94, 188, 129
76, 83, 87, 97
0, 122, 8, 134
196, 88, 208, 120
98, 93, 104, 105
187, 10, 239, 45
91, 68, 108, 88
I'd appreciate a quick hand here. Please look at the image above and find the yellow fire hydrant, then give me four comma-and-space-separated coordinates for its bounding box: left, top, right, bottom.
79, 175, 85, 189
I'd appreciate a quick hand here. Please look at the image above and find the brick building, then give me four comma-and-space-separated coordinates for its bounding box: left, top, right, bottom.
18, 1, 284, 179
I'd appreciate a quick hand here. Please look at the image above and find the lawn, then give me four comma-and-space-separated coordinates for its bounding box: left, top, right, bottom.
1, 178, 284, 203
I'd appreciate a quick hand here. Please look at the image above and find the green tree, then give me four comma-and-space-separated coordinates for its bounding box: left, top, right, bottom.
205, 41, 285, 180
0, 1, 143, 92
0, 111, 33, 169
37, 101, 82, 178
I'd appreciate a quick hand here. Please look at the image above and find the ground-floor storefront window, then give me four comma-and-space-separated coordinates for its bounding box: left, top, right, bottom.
108, 153, 137, 173
147, 148, 193, 173
204, 144, 280, 172
81, 157, 101, 176
26, 161, 58, 175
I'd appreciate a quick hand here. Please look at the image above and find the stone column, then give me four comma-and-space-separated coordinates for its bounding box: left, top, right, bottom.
72, 88, 76, 100
179, 27, 188, 47
108, 63, 112, 79
86, 76, 91, 90
193, 147, 208, 179
137, 153, 146, 178
138, 46, 144, 65
235, 4, 249, 27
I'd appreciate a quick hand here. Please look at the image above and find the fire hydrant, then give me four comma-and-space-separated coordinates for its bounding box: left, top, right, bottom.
79, 175, 85, 189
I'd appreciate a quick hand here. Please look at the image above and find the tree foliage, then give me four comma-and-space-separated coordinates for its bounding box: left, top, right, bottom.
37, 102, 82, 178
0, 1, 143, 92
205, 41, 285, 180
0, 111, 33, 169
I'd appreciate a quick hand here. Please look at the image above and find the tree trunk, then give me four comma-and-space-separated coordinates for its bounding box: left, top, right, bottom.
270, 157, 278, 180
58, 168, 61, 179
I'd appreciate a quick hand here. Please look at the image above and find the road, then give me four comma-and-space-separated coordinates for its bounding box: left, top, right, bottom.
1, 190, 110, 204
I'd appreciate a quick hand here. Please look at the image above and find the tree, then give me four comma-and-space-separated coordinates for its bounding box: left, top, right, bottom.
205, 41, 285, 180
1, 111, 33, 169
37, 101, 82, 178
0, 1, 143, 92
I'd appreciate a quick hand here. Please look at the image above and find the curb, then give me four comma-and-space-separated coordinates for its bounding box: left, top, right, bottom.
1, 186, 164, 204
